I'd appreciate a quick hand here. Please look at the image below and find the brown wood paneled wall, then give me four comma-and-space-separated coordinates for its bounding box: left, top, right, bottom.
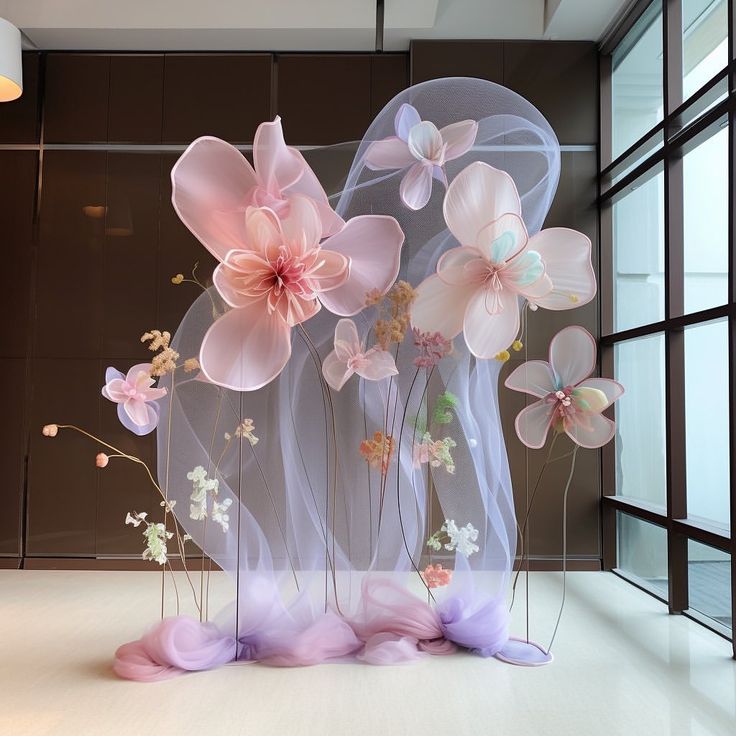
0, 42, 598, 568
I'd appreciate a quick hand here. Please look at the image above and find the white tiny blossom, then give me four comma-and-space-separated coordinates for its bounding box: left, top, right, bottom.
443, 519, 480, 558
159, 499, 177, 511
186, 466, 207, 484
142, 522, 173, 565
125, 511, 147, 527
211, 497, 233, 533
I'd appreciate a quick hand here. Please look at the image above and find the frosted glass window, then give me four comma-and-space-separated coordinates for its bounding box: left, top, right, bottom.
614, 333, 667, 507
683, 128, 728, 314
613, 171, 665, 332
688, 540, 732, 629
617, 513, 669, 598
683, 0, 728, 101
612, 2, 663, 158
684, 320, 730, 529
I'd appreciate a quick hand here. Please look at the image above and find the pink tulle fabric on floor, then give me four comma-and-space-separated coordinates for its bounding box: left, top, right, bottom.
113, 78, 580, 680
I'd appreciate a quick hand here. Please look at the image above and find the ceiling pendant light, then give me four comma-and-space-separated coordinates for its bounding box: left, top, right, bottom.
0, 17, 23, 102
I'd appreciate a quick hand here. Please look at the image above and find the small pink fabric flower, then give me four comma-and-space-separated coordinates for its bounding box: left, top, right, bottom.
172, 116, 343, 245
411, 162, 596, 359
102, 363, 167, 436
504, 326, 624, 449
322, 319, 398, 391
364, 103, 478, 210
412, 328, 452, 368
42, 424, 58, 437
421, 563, 452, 589
96, 453, 109, 468
200, 197, 404, 391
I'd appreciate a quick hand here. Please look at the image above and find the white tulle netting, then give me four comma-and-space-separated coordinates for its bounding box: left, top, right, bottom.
156, 78, 561, 651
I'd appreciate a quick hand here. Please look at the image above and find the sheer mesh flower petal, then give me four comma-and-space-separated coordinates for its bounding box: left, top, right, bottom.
363, 137, 416, 170
564, 412, 616, 449
549, 325, 596, 387
199, 301, 292, 392
400, 162, 434, 210
443, 162, 522, 247
463, 288, 520, 359
316, 216, 404, 316
504, 360, 556, 398
411, 273, 474, 339
514, 401, 556, 449
526, 228, 595, 310
440, 120, 479, 160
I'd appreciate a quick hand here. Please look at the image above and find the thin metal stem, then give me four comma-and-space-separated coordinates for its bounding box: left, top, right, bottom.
546, 444, 580, 654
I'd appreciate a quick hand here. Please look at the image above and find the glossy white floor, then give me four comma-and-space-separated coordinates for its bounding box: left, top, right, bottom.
1, 570, 735, 736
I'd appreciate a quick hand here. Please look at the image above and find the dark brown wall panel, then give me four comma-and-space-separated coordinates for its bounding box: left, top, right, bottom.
162, 54, 272, 144
108, 56, 164, 144
0, 53, 41, 143
34, 151, 107, 359
370, 54, 409, 117
44, 54, 110, 143
0, 359, 25, 556
0, 151, 37, 358
277, 55, 372, 144
503, 41, 598, 145
27, 358, 101, 556
411, 40, 504, 85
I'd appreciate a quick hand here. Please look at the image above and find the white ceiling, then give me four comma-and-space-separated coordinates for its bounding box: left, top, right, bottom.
0, 0, 632, 52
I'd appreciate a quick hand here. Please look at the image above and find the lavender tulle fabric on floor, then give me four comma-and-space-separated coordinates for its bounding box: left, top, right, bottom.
115, 78, 562, 679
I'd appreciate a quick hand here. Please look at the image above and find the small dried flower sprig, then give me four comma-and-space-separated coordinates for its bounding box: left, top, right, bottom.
420, 563, 453, 588
432, 391, 458, 425
413, 432, 457, 474
183, 358, 200, 373
359, 431, 395, 475
369, 280, 417, 351
141, 330, 180, 376
232, 418, 259, 446
426, 519, 480, 558
187, 465, 231, 533
170, 261, 209, 291
125, 511, 174, 565
412, 328, 453, 368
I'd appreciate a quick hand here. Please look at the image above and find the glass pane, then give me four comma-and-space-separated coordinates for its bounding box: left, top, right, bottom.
617, 512, 669, 598
613, 171, 665, 332
683, 0, 728, 101
614, 333, 667, 507
684, 319, 730, 529
612, 1, 663, 159
683, 127, 728, 314
688, 540, 732, 629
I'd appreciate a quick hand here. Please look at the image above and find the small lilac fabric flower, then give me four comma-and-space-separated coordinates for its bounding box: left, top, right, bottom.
102, 363, 167, 436
363, 103, 478, 210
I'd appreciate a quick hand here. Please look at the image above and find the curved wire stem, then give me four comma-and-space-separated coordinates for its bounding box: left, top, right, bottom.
509, 432, 560, 612
546, 443, 579, 654
53, 423, 201, 614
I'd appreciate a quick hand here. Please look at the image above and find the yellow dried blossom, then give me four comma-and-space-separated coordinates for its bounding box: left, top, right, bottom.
171, 274, 184, 285
141, 330, 172, 352
183, 357, 200, 373
569, 294, 579, 304
495, 350, 511, 362
365, 288, 383, 307
512, 340, 523, 352
371, 280, 417, 351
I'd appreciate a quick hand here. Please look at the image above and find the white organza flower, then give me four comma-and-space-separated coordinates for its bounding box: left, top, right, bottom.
212, 498, 233, 533
443, 519, 480, 558
125, 511, 147, 527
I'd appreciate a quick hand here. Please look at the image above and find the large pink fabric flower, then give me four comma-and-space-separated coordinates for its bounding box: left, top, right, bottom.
102, 364, 167, 436
504, 326, 624, 449
171, 116, 343, 254
363, 103, 478, 210
322, 319, 398, 391
201, 197, 404, 391
411, 162, 596, 359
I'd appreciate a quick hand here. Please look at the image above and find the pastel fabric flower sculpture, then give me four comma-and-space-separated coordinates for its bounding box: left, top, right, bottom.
198, 196, 403, 390
504, 325, 624, 449
172, 115, 343, 241
363, 103, 478, 210
410, 162, 596, 359
102, 364, 167, 436
322, 319, 398, 391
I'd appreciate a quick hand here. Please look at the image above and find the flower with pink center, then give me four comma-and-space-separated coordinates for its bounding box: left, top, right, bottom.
322, 318, 398, 391
201, 196, 404, 391
504, 326, 624, 449
410, 162, 596, 359
171, 116, 343, 243
102, 363, 167, 436
364, 103, 478, 210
